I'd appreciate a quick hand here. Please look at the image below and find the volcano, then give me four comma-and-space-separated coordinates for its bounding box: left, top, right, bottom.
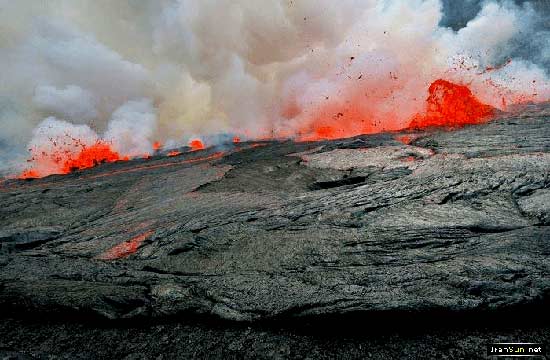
1, 104, 549, 358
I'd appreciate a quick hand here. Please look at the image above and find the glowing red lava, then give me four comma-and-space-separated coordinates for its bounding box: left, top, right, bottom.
395, 135, 412, 145
167, 150, 182, 157
189, 139, 205, 151
19, 169, 40, 180
97, 230, 154, 260
61, 143, 122, 173
408, 79, 495, 129
153, 141, 162, 151
15, 80, 497, 180
233, 136, 241, 144
296, 79, 495, 141
19, 141, 123, 179
297, 100, 382, 142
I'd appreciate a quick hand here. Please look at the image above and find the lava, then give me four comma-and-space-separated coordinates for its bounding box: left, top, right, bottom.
19, 169, 40, 180
189, 139, 205, 151
61, 143, 122, 173
167, 150, 182, 157
297, 98, 386, 142
19, 141, 123, 179
15, 80, 496, 180
395, 135, 412, 145
153, 141, 162, 151
408, 79, 495, 129
97, 230, 154, 260
295, 79, 496, 141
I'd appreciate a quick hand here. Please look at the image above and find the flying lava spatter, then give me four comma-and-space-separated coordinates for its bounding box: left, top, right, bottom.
189, 139, 205, 151
296, 78, 496, 141
20, 141, 122, 179
408, 79, 495, 129
17, 79, 498, 179
61, 142, 123, 173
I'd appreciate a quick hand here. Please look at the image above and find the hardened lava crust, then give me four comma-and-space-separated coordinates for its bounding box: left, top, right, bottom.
1, 104, 549, 358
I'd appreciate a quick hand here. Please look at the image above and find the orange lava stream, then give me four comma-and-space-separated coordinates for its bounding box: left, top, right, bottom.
167, 150, 182, 157
81, 151, 227, 182
97, 230, 154, 260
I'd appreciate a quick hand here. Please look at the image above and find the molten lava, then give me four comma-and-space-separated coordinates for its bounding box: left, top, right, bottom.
189, 139, 205, 151
19, 169, 40, 180
19, 141, 123, 179
16, 80, 496, 180
61, 143, 122, 173
167, 150, 182, 157
296, 79, 495, 141
395, 135, 412, 145
297, 100, 384, 142
152, 141, 162, 151
97, 230, 154, 260
408, 79, 495, 129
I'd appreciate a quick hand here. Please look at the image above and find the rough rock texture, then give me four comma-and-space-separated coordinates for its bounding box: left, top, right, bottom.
0, 104, 549, 357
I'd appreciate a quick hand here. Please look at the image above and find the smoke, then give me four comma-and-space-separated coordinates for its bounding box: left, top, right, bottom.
0, 0, 548, 176
104, 99, 157, 157
33, 85, 98, 122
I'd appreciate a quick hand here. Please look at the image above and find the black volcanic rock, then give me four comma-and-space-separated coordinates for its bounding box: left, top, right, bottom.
0, 105, 549, 356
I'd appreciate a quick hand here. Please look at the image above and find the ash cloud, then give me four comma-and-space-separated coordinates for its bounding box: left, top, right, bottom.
0, 0, 548, 176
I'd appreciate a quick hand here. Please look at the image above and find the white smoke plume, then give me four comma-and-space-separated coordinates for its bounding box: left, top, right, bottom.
104, 99, 157, 158
0, 0, 548, 176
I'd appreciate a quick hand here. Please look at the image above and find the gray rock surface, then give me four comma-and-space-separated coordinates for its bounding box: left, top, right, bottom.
1, 105, 549, 324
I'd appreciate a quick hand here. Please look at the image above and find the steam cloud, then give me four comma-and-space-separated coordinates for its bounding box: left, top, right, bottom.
0, 0, 548, 176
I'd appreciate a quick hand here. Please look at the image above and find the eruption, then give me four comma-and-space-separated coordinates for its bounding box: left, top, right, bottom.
19, 140, 122, 179
409, 79, 495, 129
61, 143, 122, 173
0, 0, 548, 178
189, 139, 205, 151
152, 142, 163, 151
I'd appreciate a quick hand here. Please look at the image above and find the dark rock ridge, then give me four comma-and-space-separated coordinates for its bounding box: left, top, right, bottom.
0, 104, 549, 324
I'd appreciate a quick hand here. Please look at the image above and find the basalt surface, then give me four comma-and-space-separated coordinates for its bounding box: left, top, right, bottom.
0, 105, 549, 357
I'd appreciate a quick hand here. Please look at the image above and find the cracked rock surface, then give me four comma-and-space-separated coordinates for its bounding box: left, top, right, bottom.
0, 105, 549, 357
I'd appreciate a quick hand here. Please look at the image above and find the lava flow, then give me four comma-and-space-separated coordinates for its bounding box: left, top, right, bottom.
152, 141, 163, 151
16, 80, 496, 180
20, 141, 123, 179
408, 79, 495, 129
297, 79, 495, 142
97, 230, 154, 260
61, 143, 123, 173
189, 139, 205, 151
